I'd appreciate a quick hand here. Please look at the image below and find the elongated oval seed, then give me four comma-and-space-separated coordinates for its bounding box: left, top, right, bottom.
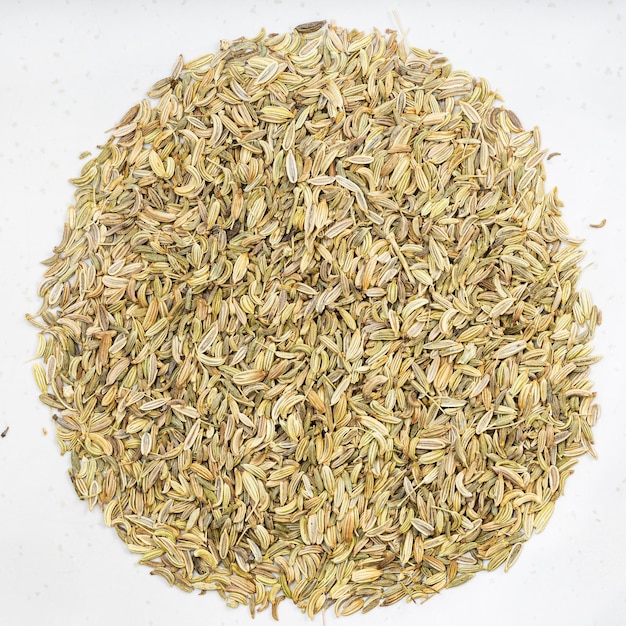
286, 151, 298, 184
231, 253, 249, 283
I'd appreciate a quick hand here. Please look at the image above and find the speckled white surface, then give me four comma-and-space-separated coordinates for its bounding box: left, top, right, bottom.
1, 1, 625, 624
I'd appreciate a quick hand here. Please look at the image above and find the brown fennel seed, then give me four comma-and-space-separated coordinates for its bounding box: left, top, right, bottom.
295, 20, 327, 33
31, 22, 600, 618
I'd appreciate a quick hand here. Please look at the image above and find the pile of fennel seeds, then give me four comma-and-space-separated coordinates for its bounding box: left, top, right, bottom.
31, 21, 600, 617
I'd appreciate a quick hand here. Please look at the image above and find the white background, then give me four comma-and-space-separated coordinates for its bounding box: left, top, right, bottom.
1, 1, 625, 624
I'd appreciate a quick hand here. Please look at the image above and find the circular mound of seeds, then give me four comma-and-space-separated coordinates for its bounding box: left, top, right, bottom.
33, 22, 600, 617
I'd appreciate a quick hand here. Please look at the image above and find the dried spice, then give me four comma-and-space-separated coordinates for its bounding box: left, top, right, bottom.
31, 23, 600, 617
